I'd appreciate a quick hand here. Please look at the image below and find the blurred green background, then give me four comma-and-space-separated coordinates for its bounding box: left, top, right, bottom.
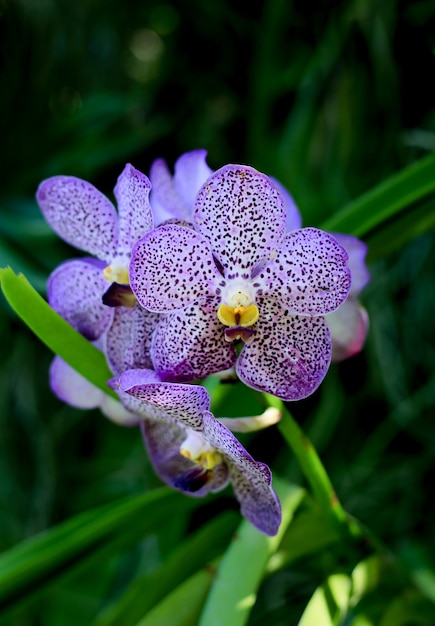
1, 0, 435, 624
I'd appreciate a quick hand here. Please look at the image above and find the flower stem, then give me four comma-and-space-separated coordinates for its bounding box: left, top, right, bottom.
261, 393, 360, 538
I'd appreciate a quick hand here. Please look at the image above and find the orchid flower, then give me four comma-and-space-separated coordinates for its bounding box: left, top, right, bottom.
36, 164, 155, 341
130, 164, 351, 401
110, 368, 282, 536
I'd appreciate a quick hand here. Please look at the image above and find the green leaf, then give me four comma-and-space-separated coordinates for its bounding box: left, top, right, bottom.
135, 561, 219, 626
0, 488, 195, 613
198, 478, 305, 626
94, 512, 240, 626
320, 152, 435, 238
0, 267, 116, 398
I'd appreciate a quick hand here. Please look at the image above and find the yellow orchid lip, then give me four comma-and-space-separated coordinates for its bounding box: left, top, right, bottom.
217, 303, 259, 328
103, 264, 129, 285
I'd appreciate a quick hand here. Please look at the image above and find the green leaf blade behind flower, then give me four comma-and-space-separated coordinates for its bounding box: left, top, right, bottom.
0, 266, 116, 398
320, 152, 435, 239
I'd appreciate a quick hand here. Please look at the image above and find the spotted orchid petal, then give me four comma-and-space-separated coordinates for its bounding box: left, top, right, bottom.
36, 175, 117, 261
142, 420, 230, 497
258, 228, 351, 316
194, 165, 286, 277
237, 298, 332, 400
327, 300, 369, 362
130, 225, 222, 312
113, 164, 153, 259
117, 369, 211, 430
104, 304, 160, 376
49, 356, 139, 426
332, 233, 370, 297
151, 297, 237, 382
201, 412, 281, 536
48, 258, 114, 340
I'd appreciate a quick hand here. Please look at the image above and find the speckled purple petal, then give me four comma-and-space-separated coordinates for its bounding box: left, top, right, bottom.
332, 233, 370, 297
104, 304, 160, 376
194, 165, 286, 277
118, 371, 211, 430
48, 258, 114, 340
327, 300, 369, 362
237, 298, 332, 400
50, 356, 139, 426
142, 420, 230, 497
202, 411, 281, 535
36, 176, 117, 261
257, 228, 351, 316
151, 297, 237, 382
130, 225, 221, 312
114, 164, 153, 257
173, 149, 213, 208
269, 176, 302, 232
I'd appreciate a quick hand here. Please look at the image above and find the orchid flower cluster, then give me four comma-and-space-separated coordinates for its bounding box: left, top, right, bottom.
36, 150, 370, 536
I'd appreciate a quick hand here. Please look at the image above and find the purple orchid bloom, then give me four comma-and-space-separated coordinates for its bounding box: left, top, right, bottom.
130, 164, 351, 401
110, 368, 282, 536
36, 164, 155, 341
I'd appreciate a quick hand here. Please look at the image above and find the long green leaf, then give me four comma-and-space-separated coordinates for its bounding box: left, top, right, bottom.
135, 561, 220, 626
0, 267, 116, 398
95, 512, 240, 626
320, 152, 435, 237
0, 489, 194, 612
198, 479, 305, 626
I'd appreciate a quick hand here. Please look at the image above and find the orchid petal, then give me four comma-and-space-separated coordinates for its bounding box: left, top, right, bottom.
202, 412, 281, 535
173, 149, 213, 208
141, 420, 230, 496
114, 164, 153, 257
130, 225, 221, 312
327, 300, 370, 362
36, 175, 117, 261
118, 371, 211, 430
49, 356, 139, 426
269, 176, 302, 232
258, 228, 351, 315
194, 165, 286, 277
237, 299, 332, 400
48, 258, 114, 340
104, 305, 160, 376
149, 158, 190, 225
332, 233, 370, 297
151, 298, 237, 382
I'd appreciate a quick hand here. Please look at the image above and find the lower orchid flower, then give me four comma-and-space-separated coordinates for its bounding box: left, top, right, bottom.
110, 368, 282, 536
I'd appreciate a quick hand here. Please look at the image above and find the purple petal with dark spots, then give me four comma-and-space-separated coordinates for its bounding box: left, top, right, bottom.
114, 164, 153, 257
104, 305, 160, 376
151, 297, 237, 381
201, 411, 281, 535
258, 228, 351, 315
36, 175, 117, 261
48, 258, 113, 340
194, 164, 286, 277
130, 225, 221, 312
237, 298, 332, 400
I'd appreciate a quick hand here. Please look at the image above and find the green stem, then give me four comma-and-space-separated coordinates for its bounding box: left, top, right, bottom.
260, 393, 361, 539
